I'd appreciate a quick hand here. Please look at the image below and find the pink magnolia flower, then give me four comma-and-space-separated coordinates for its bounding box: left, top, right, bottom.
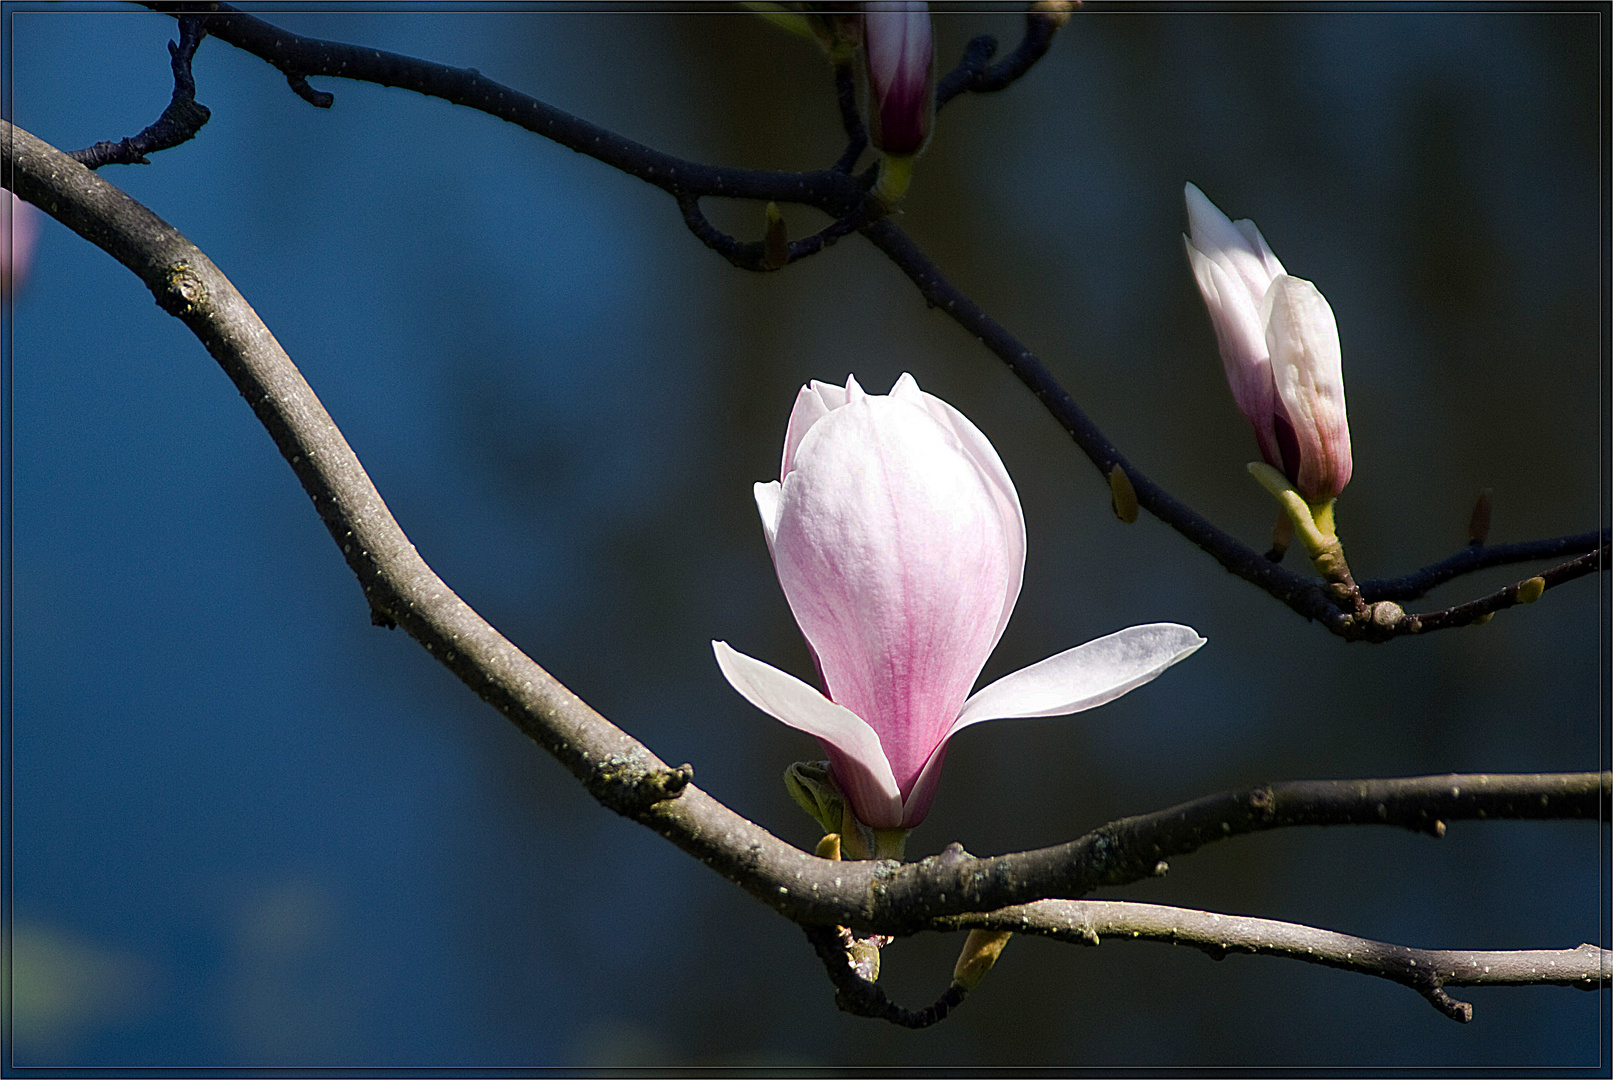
713, 374, 1204, 831
3, 194, 40, 299
862, 1, 934, 157
1183, 182, 1352, 503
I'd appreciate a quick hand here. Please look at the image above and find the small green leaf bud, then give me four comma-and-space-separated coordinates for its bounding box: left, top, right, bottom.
952, 929, 1013, 990
762, 202, 789, 270
1108, 464, 1138, 523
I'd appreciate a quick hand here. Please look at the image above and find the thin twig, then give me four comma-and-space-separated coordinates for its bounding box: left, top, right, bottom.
68, 16, 211, 168
937, 900, 1611, 1024
831, 60, 868, 173
936, 5, 1071, 108
859, 218, 1347, 630
804, 925, 967, 1028
132, 3, 1603, 639
139, 2, 864, 213
1360, 530, 1610, 602
679, 190, 884, 271
1406, 544, 1608, 632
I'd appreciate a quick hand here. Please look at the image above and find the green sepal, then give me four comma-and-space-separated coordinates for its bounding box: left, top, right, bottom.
784, 760, 844, 836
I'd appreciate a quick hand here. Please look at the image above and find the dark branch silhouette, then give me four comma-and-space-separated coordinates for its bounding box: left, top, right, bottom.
68, 16, 210, 168
1358, 529, 1610, 601
935, 4, 1072, 108
124, 2, 1606, 643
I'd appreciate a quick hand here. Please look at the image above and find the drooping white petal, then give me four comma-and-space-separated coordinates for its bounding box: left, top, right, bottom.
711, 640, 902, 825
951, 623, 1206, 732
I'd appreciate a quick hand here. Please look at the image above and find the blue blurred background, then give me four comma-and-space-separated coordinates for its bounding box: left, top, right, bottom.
5, 4, 1607, 1069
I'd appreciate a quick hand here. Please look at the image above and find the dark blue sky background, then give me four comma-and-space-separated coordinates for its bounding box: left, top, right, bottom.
5, 5, 1607, 1069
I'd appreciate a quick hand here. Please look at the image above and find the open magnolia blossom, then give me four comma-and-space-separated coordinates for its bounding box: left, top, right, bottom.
1183, 182, 1352, 504
713, 374, 1205, 832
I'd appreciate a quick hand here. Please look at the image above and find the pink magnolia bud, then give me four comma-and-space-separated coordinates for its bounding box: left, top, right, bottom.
715, 374, 1203, 831
3, 194, 40, 299
1183, 183, 1352, 503
862, 2, 935, 157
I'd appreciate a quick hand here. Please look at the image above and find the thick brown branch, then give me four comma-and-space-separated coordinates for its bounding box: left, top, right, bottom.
937, 900, 1611, 1023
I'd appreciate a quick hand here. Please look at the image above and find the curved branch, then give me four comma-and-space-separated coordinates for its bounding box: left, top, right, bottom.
2, 118, 858, 928
68, 16, 211, 169
133, 3, 1602, 641
678, 190, 883, 271
858, 218, 1346, 631
1406, 543, 1608, 633
938, 900, 1611, 1023
139, 2, 863, 213
805, 924, 966, 1029
935, 3, 1073, 109
6, 124, 1606, 945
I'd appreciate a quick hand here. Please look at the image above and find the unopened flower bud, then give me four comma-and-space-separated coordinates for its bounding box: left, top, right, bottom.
1184, 183, 1351, 504
862, 2, 934, 157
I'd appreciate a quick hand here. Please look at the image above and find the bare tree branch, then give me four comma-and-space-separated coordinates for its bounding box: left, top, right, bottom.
935, 4, 1071, 109
126, 2, 1605, 641
1405, 544, 1608, 633
67, 16, 210, 169
937, 900, 1611, 1023
859, 219, 1609, 640
138, 1, 864, 212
